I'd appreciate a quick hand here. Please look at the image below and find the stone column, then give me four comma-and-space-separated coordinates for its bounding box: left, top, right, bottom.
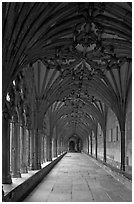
31, 128, 41, 170
25, 128, 29, 169
12, 119, 21, 178
27, 129, 31, 169
60, 139, 63, 154
41, 134, 45, 164
57, 138, 61, 155
20, 124, 28, 173
36, 129, 41, 169
53, 138, 57, 158
31, 128, 36, 170
44, 136, 47, 162
29, 129, 33, 169
87, 136, 89, 154
35, 129, 41, 169
120, 120, 126, 171
95, 126, 98, 159
42, 135, 45, 163
46, 136, 52, 161
2, 109, 12, 184
90, 132, 92, 156
103, 128, 106, 162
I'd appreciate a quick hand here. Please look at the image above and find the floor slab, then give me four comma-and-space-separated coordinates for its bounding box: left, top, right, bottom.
23, 153, 132, 202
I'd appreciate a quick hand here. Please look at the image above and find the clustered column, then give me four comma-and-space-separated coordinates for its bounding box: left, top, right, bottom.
11, 112, 21, 178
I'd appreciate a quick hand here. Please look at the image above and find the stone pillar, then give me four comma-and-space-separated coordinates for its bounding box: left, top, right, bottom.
41, 135, 45, 163
37, 129, 41, 168
53, 138, 57, 158
12, 120, 21, 178
120, 120, 126, 171
31, 128, 36, 170
44, 136, 47, 162
35, 129, 41, 169
103, 128, 106, 162
27, 129, 31, 169
57, 138, 61, 155
29, 130, 33, 169
87, 136, 89, 154
95, 126, 98, 159
60, 139, 63, 154
31, 128, 41, 170
20, 124, 28, 173
10, 120, 13, 173
41, 135, 43, 164
2, 109, 12, 184
46, 136, 52, 161
90, 132, 92, 156
42, 136, 45, 163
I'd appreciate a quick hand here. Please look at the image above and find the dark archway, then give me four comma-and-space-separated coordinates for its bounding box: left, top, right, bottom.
68, 135, 82, 152
69, 141, 75, 152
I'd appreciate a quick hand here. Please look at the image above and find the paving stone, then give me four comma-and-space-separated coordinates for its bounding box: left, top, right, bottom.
23, 153, 132, 202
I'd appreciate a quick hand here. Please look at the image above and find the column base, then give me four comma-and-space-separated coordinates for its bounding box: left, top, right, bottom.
2, 174, 12, 184
12, 171, 21, 178
47, 158, 52, 162
120, 166, 125, 172
31, 163, 41, 170
21, 165, 28, 173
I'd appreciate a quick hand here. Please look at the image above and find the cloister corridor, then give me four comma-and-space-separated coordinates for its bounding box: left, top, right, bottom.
2, 2, 132, 202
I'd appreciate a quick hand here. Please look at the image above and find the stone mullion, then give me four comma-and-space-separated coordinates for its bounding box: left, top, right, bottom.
2, 109, 12, 184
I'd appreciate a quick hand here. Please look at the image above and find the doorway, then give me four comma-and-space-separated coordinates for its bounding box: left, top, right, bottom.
69, 141, 75, 152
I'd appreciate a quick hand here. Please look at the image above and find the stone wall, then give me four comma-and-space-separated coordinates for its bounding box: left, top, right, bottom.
91, 95, 132, 170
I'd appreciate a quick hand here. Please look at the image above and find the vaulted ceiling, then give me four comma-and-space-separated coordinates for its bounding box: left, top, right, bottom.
3, 2, 132, 141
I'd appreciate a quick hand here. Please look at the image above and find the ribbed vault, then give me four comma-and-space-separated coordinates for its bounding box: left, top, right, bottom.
3, 2, 132, 173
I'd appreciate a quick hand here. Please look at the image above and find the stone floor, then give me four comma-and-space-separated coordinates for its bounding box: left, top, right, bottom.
23, 153, 132, 202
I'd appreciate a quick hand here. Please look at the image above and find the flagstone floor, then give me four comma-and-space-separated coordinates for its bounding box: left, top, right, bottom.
23, 153, 132, 202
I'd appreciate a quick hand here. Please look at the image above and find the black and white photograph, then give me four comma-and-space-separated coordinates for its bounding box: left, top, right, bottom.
2, 1, 132, 202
